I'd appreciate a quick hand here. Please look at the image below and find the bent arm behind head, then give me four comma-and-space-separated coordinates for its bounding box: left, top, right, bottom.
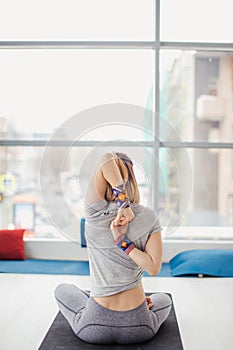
85, 152, 126, 204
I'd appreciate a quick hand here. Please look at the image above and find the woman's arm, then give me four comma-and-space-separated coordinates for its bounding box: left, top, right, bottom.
85, 153, 123, 204
111, 221, 162, 276
128, 233, 162, 276
85, 153, 134, 224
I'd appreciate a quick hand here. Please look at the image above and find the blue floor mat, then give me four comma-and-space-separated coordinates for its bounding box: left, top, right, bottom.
0, 259, 171, 277
0, 259, 90, 275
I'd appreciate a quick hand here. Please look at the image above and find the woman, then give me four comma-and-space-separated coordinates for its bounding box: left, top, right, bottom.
55, 152, 172, 344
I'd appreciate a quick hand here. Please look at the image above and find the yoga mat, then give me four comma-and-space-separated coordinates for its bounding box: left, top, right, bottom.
38, 294, 183, 350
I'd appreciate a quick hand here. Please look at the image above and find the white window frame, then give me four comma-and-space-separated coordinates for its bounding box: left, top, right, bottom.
1, 0, 233, 260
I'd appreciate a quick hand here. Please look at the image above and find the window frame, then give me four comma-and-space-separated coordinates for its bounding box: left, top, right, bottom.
0, 0, 233, 259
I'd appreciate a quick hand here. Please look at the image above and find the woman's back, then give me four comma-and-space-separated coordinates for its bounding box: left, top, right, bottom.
85, 199, 161, 310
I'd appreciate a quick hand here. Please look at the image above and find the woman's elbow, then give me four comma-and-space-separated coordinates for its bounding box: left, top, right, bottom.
148, 262, 162, 277
101, 153, 113, 161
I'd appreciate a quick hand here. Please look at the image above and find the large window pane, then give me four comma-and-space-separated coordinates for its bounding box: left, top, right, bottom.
0, 49, 154, 138
2, 146, 232, 239
160, 50, 233, 142
161, 0, 233, 43
0, 145, 151, 238
0, 146, 57, 237
0, 0, 154, 40
159, 148, 233, 232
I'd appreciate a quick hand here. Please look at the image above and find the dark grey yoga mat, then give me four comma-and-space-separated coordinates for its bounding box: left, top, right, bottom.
39, 294, 183, 350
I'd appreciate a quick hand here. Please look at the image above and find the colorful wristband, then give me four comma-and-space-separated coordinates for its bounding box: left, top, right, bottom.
114, 234, 135, 255
112, 185, 130, 209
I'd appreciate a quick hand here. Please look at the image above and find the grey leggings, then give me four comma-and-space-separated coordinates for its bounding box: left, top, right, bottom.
55, 283, 172, 345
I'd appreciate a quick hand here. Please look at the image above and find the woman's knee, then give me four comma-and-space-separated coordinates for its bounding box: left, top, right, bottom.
149, 293, 172, 326
54, 283, 75, 300
55, 283, 89, 314
150, 292, 172, 308
54, 283, 67, 297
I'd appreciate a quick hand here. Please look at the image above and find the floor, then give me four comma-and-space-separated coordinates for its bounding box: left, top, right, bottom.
0, 274, 233, 350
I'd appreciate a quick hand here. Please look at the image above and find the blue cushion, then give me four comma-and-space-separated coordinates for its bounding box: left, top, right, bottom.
170, 249, 233, 277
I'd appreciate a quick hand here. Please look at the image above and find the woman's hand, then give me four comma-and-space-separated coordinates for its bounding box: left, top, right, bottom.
114, 207, 135, 226
146, 296, 153, 310
110, 220, 128, 241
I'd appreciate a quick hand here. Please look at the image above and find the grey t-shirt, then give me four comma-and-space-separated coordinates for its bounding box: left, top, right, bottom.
84, 200, 161, 297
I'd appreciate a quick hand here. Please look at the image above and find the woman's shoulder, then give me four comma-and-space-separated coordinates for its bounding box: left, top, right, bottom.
131, 203, 158, 216
84, 199, 109, 217
130, 204, 161, 230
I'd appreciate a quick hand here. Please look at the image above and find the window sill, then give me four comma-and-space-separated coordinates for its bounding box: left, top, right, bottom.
24, 226, 233, 262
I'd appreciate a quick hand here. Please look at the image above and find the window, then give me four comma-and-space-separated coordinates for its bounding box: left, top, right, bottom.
160, 50, 233, 142
0, 0, 154, 40
0, 1, 233, 244
0, 49, 154, 137
161, 0, 232, 43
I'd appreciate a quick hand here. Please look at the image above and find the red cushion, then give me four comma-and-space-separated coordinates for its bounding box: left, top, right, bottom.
0, 229, 26, 260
